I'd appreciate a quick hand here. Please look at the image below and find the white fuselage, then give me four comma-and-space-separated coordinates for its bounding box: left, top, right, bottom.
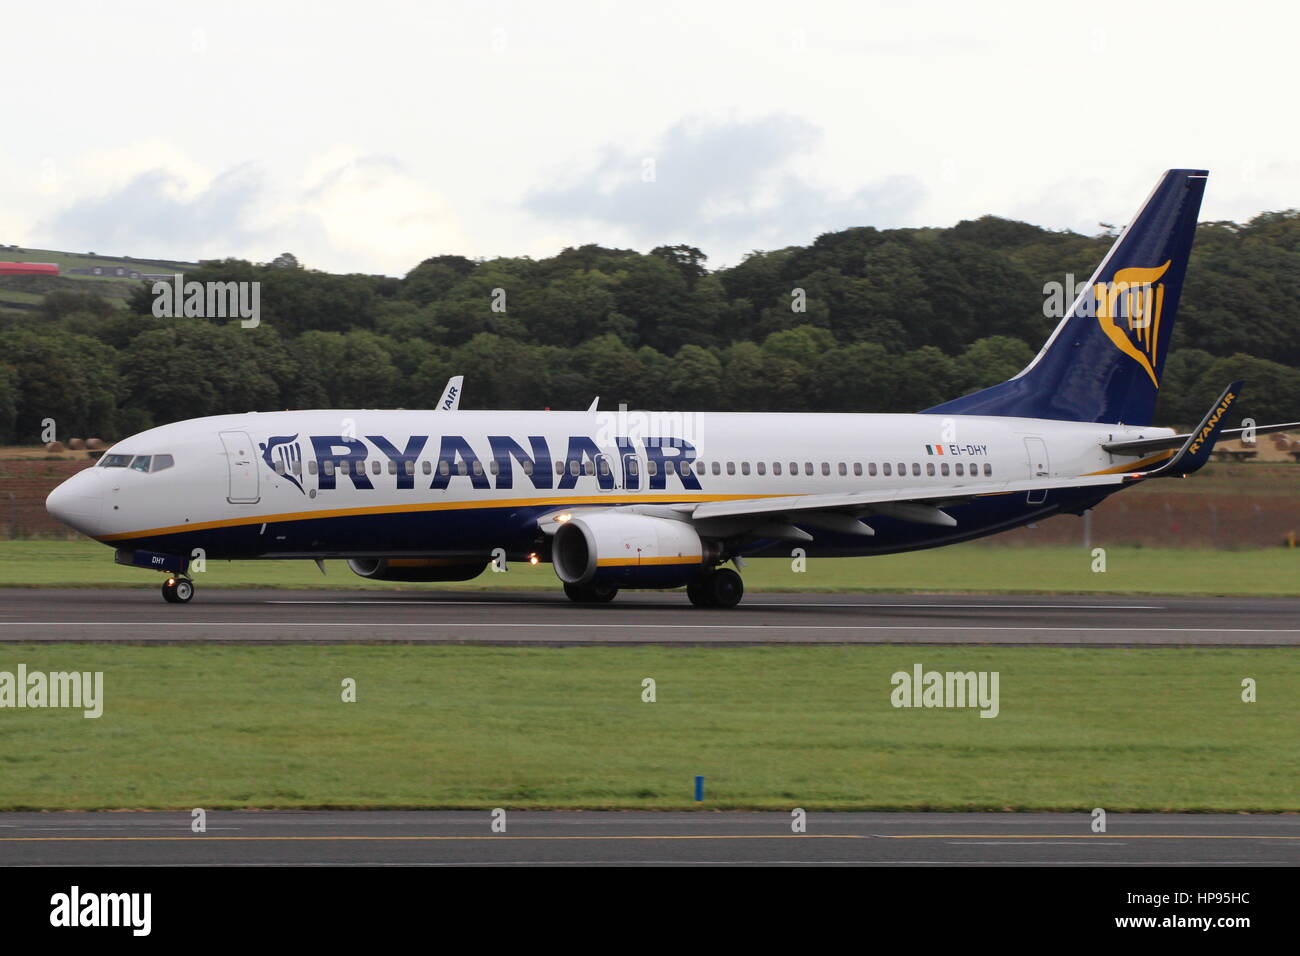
46, 408, 1172, 560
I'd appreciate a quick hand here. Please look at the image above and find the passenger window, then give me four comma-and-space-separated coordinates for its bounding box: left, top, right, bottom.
664, 460, 675, 476
100, 454, 132, 468
570, 460, 580, 477
912, 463, 921, 476
555, 461, 565, 475
625, 459, 637, 477
712, 462, 721, 476
309, 460, 318, 475
647, 460, 658, 477
852, 463, 861, 476
804, 462, 813, 475
273, 461, 286, 475
130, 456, 151, 472
789, 462, 798, 476
439, 461, 450, 477
601, 459, 612, 477
882, 463, 892, 476
739, 462, 749, 476
821, 462, 830, 476
838, 463, 848, 476
422, 461, 431, 475
523, 460, 534, 476
152, 454, 175, 472
984, 463, 993, 477
324, 460, 336, 477
473, 460, 484, 477
457, 462, 468, 476
757, 462, 766, 476
941, 463, 950, 476
404, 461, 414, 477
926, 463, 935, 476
773, 462, 782, 476
726, 462, 736, 475
868, 463, 877, 476
339, 460, 350, 476
374, 460, 383, 475
955, 462, 964, 477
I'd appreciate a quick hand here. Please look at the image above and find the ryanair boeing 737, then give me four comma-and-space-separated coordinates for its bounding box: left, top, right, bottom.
45, 170, 1297, 606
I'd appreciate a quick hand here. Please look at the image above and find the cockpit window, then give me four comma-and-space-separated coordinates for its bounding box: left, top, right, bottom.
129, 455, 152, 472
151, 454, 175, 472
100, 454, 132, 468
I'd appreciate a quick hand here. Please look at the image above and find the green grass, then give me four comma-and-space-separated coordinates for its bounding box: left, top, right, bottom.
2, 539, 1298, 595
0, 247, 194, 276
0, 644, 1293, 811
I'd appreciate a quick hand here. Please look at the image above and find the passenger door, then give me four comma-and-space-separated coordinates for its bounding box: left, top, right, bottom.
219, 430, 261, 503
1024, 437, 1050, 505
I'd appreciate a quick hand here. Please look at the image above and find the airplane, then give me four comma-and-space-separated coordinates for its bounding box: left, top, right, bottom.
45, 169, 1297, 607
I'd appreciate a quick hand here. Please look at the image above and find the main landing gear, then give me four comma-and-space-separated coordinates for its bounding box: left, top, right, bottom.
563, 582, 619, 603
687, 567, 744, 609
161, 576, 194, 604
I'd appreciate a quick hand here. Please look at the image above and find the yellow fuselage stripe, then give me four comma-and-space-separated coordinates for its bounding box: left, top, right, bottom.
94, 493, 782, 543
596, 555, 703, 567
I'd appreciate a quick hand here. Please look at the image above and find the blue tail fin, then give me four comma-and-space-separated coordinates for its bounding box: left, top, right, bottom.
923, 169, 1208, 425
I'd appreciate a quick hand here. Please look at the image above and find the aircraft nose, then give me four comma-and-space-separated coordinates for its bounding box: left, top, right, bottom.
46, 468, 104, 535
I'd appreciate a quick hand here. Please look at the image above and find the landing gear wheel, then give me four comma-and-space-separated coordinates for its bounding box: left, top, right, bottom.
563, 582, 619, 603
162, 576, 194, 604
705, 568, 744, 608
686, 578, 715, 607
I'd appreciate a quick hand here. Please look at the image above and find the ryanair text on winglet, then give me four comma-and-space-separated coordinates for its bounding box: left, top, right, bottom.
1188, 390, 1236, 456
890, 663, 999, 718
0, 665, 103, 718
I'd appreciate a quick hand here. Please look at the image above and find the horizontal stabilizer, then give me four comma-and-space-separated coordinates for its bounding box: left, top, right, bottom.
1103, 420, 1299, 455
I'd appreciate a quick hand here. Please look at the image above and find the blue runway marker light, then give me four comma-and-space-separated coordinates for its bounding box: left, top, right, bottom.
694, 775, 704, 802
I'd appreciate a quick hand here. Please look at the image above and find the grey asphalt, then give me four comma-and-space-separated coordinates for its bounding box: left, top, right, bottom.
0, 588, 1297, 645
0, 811, 1295, 866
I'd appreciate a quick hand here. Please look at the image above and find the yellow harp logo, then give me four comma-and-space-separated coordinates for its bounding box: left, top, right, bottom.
1095, 260, 1171, 388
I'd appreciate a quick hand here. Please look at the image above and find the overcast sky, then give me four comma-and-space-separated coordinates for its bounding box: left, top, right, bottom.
2, 0, 1295, 275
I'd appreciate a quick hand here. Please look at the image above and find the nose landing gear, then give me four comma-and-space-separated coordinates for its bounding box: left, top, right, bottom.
161, 576, 194, 604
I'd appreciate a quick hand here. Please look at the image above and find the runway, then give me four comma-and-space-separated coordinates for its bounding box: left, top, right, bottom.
1, 810, 1295, 866
0, 588, 1297, 645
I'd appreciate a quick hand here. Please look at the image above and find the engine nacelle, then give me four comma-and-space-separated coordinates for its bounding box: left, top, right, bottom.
346, 558, 487, 582
552, 513, 714, 589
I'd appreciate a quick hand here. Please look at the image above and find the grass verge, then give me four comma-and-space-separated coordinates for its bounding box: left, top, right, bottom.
0, 644, 1295, 811
1, 539, 1297, 595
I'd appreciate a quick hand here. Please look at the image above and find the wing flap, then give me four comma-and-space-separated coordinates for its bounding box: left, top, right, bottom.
689, 472, 1133, 524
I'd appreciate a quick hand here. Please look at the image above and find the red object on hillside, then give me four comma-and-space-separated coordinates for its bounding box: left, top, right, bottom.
0, 262, 59, 275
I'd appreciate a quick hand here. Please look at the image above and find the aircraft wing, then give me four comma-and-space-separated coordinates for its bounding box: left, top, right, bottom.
537, 472, 1137, 539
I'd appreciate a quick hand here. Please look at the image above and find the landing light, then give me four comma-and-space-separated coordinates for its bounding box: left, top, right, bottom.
555, 513, 572, 523
529, 553, 540, 566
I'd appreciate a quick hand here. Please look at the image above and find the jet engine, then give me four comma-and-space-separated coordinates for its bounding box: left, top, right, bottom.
552, 512, 715, 589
